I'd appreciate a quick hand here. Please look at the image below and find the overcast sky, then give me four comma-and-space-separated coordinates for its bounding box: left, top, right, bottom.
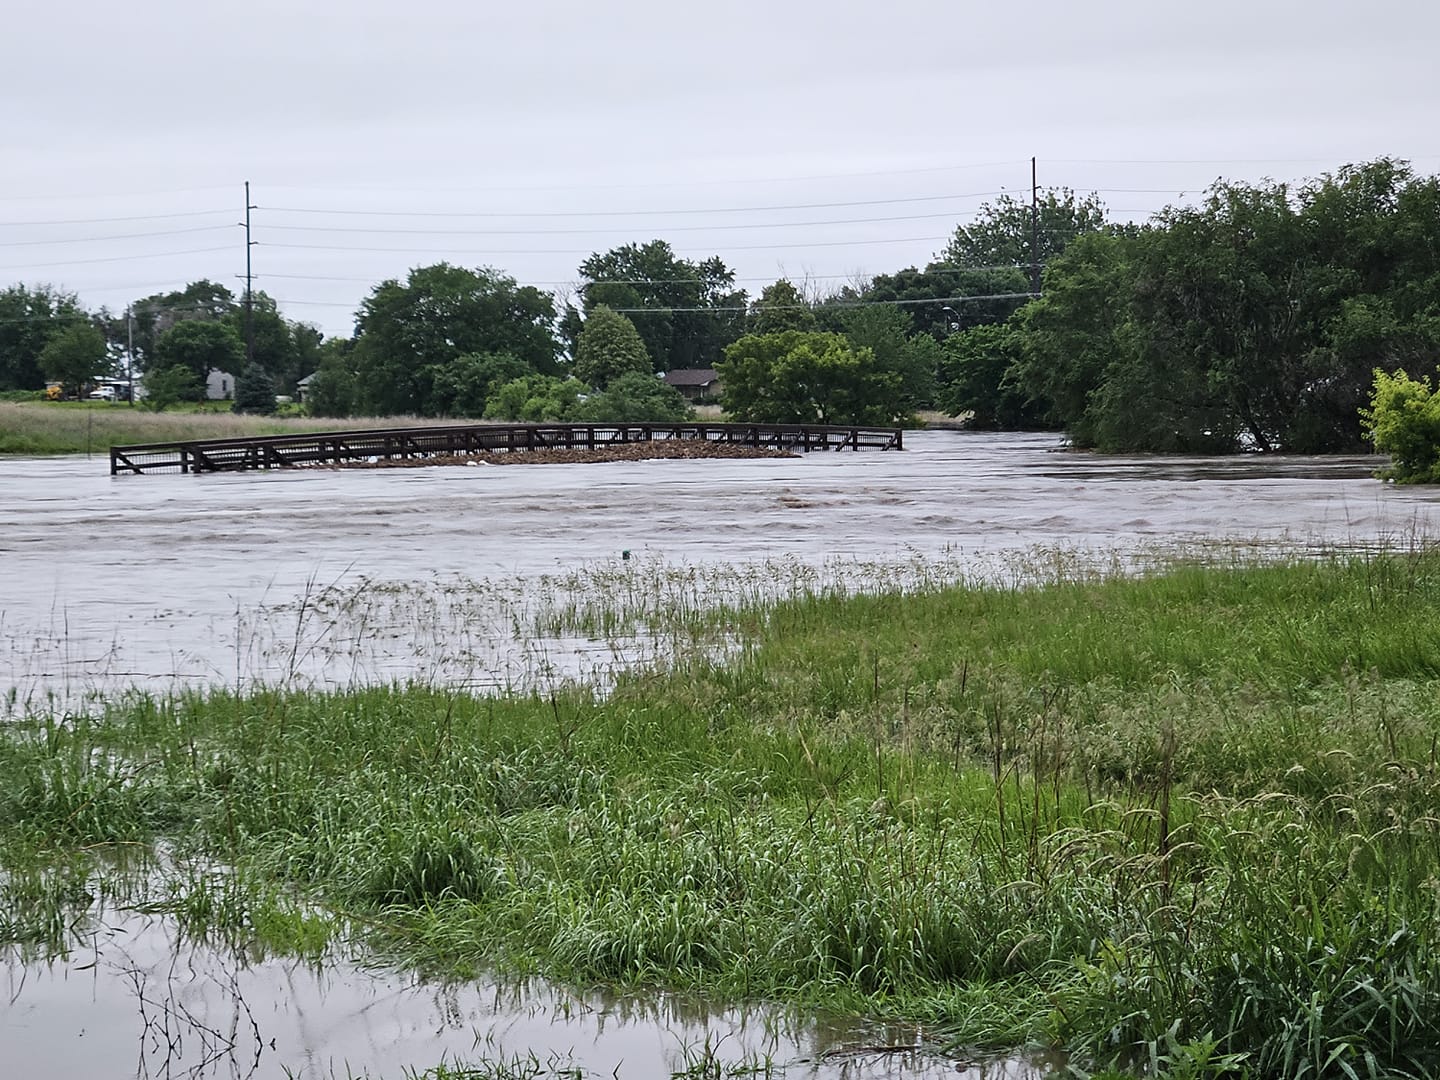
4, 0, 1438, 336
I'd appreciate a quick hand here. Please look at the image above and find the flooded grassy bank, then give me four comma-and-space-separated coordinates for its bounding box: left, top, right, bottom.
5, 551, 1440, 1077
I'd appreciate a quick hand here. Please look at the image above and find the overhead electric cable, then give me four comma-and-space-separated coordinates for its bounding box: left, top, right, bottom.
1, 225, 236, 247
0, 209, 233, 227
258, 190, 1008, 220
263, 211, 988, 237
0, 245, 235, 272
261, 236, 954, 256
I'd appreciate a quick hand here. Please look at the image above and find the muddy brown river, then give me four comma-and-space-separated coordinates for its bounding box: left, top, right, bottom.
3, 431, 1434, 707
3, 431, 1438, 1077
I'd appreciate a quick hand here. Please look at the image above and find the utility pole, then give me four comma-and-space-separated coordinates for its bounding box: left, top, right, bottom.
243, 180, 255, 367
126, 305, 135, 404
1030, 156, 1042, 296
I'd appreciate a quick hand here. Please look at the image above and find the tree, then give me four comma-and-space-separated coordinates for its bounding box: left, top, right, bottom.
483, 375, 585, 422
39, 323, 109, 398
750, 280, 816, 335
578, 241, 746, 371
573, 306, 652, 388
943, 188, 1110, 274
352, 264, 559, 415
128, 280, 238, 369
232, 361, 277, 414
304, 338, 360, 418
426, 351, 533, 417
1364, 369, 1440, 483
1006, 231, 1138, 444
573, 371, 694, 423
154, 320, 243, 395
718, 331, 907, 426
142, 366, 202, 412
0, 284, 87, 391
837, 305, 939, 409
937, 322, 1049, 429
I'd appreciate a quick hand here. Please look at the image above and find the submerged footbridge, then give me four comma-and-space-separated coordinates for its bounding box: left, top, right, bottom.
109, 421, 904, 475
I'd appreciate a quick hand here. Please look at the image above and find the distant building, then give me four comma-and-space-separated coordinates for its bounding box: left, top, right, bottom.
206, 369, 236, 401
295, 372, 316, 404
661, 368, 722, 403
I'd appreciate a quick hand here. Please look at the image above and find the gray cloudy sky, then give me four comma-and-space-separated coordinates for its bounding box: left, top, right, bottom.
4, 0, 1438, 335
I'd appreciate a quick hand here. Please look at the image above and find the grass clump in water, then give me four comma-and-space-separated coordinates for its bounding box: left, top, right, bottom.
3, 551, 1440, 1077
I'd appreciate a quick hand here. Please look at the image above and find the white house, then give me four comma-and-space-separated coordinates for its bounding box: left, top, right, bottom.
206, 369, 236, 401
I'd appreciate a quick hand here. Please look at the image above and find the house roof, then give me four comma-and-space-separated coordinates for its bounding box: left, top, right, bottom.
661, 368, 720, 387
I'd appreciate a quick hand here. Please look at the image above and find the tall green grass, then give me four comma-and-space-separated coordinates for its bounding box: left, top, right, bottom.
0, 402, 458, 454
3, 551, 1440, 1077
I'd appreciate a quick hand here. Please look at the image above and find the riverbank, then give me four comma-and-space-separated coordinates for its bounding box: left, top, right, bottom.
5, 550, 1440, 1077
0, 401, 456, 454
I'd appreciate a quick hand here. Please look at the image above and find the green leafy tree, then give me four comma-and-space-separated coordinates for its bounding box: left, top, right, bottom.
38, 323, 109, 399
578, 242, 746, 371
482, 375, 585, 422
0, 284, 87, 391
573, 306, 652, 388
937, 322, 1049, 429
224, 293, 316, 393
943, 188, 1110, 274
304, 338, 360, 418
154, 320, 243, 395
128, 280, 238, 368
1006, 231, 1139, 444
1363, 369, 1440, 482
837, 305, 939, 409
142, 365, 202, 411
232, 361, 277, 415
574, 371, 694, 423
352, 264, 559, 415
718, 331, 906, 426
426, 351, 533, 417
750, 280, 817, 335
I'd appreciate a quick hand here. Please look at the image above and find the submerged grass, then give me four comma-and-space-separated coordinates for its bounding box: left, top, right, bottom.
4, 551, 1440, 1078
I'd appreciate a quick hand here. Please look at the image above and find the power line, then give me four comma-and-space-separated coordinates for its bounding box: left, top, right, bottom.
0, 245, 235, 272
263, 211, 986, 237
258, 161, 1031, 198
256, 291, 1041, 313
261, 235, 954, 256
259, 190, 1009, 220
0, 209, 232, 227
1, 225, 236, 247
605, 293, 1040, 314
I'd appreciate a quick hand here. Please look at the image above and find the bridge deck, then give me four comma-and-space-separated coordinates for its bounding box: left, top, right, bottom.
110, 421, 903, 475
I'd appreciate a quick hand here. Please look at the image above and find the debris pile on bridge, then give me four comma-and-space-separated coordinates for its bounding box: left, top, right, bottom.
334, 441, 796, 469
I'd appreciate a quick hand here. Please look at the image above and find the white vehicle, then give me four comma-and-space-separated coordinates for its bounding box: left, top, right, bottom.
87, 385, 120, 401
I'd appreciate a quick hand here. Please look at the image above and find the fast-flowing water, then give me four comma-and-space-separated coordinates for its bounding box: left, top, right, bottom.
2, 431, 1436, 708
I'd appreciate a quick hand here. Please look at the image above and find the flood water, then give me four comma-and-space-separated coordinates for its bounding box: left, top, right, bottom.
4, 905, 1054, 1079
2, 431, 1435, 707
4, 431, 1440, 1077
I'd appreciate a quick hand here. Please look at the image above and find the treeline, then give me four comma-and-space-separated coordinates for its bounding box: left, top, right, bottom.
0, 177, 1101, 424
950, 158, 1440, 452
4, 158, 1436, 446
0, 279, 321, 412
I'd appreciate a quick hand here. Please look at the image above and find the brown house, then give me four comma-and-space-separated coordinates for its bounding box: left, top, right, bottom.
661, 368, 722, 402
